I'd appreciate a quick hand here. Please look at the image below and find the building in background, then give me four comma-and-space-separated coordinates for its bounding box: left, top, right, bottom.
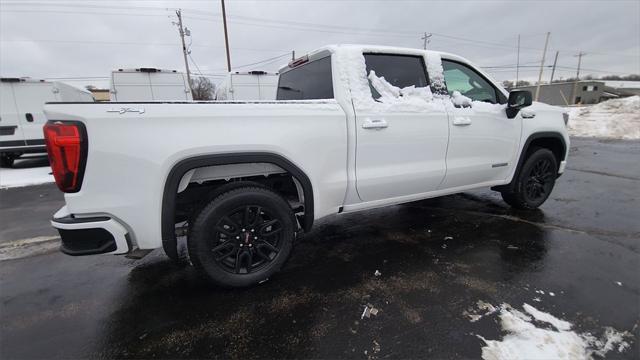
88, 88, 110, 101
514, 80, 639, 106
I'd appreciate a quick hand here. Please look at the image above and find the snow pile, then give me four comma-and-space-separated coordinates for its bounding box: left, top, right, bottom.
366, 70, 444, 112
471, 302, 632, 360
335, 48, 447, 113
334, 46, 505, 115
0, 166, 54, 189
451, 91, 473, 108
425, 51, 446, 94
568, 95, 640, 139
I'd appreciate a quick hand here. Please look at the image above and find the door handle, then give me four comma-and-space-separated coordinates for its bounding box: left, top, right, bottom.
453, 117, 472, 126
362, 118, 388, 129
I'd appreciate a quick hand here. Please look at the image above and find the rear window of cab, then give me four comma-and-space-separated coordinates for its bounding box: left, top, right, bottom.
276, 56, 334, 100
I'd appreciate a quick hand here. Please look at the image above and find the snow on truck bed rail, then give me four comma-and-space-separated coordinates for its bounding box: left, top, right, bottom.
568, 95, 640, 139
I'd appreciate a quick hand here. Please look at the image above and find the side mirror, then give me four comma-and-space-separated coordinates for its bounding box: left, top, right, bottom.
506, 90, 533, 119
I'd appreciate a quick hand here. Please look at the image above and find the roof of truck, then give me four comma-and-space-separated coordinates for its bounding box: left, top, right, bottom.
279, 44, 469, 73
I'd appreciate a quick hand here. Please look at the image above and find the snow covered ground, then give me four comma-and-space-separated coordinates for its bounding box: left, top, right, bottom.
466, 301, 632, 359
568, 96, 640, 139
0, 162, 54, 189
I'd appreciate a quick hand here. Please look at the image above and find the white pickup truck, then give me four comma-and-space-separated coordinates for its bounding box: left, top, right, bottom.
44, 45, 569, 287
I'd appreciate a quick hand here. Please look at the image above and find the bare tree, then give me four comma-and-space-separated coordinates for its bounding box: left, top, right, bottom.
190, 77, 215, 100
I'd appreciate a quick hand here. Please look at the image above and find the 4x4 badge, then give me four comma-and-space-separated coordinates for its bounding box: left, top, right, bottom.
107, 107, 145, 114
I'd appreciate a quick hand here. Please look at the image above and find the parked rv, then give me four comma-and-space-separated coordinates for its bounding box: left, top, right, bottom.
215, 71, 278, 100
110, 68, 192, 101
0, 78, 94, 167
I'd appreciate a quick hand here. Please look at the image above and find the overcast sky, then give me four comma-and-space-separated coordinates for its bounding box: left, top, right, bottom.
1, 0, 638, 89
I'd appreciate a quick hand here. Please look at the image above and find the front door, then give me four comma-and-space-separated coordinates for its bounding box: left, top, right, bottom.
354, 53, 450, 202
439, 59, 521, 189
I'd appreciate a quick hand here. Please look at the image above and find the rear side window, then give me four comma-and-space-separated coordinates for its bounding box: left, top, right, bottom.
364, 54, 429, 99
277, 56, 333, 100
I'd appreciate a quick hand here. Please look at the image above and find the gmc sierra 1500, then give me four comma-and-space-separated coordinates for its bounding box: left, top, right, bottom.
43, 45, 569, 287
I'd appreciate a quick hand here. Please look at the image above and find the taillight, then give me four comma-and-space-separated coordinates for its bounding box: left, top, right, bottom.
43, 121, 87, 193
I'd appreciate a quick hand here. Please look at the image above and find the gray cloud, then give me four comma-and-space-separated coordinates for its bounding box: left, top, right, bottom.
1, 0, 638, 89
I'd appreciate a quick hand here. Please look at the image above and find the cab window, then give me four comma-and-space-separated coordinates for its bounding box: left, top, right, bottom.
364, 54, 429, 99
442, 60, 503, 104
277, 56, 333, 100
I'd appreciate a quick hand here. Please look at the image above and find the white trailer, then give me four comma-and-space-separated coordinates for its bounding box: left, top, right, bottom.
0, 78, 94, 167
110, 68, 193, 101
215, 71, 278, 100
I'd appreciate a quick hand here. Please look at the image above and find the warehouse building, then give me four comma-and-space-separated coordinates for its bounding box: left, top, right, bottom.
514, 80, 639, 106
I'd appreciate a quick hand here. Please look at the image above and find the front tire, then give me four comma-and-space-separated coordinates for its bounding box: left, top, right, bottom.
501, 147, 558, 209
188, 186, 296, 287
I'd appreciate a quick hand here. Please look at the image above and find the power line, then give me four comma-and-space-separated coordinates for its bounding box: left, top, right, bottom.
0, 39, 289, 53
233, 53, 291, 70
2, 4, 637, 58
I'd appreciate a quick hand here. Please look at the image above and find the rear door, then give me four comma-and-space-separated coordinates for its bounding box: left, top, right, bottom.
0, 82, 25, 146
258, 75, 278, 100
12, 82, 56, 144
354, 53, 449, 202
111, 71, 153, 101
230, 75, 261, 100
149, 72, 191, 100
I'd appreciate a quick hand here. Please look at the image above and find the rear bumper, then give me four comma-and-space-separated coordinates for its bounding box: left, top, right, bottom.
51, 207, 131, 256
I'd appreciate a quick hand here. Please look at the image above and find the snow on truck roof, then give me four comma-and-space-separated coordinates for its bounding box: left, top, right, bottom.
279, 44, 473, 73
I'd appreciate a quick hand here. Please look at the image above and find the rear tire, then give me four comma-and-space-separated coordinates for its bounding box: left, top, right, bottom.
188, 186, 296, 287
501, 147, 558, 209
0, 153, 17, 168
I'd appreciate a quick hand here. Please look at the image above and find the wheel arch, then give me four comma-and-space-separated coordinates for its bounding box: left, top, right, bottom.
161, 152, 314, 261
495, 132, 567, 193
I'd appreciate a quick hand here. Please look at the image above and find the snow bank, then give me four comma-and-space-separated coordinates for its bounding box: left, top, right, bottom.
568, 96, 640, 139
470, 302, 632, 360
0, 166, 54, 189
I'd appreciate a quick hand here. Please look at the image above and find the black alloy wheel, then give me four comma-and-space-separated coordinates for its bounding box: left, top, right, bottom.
523, 158, 554, 203
501, 147, 558, 209
211, 205, 284, 275
188, 186, 296, 287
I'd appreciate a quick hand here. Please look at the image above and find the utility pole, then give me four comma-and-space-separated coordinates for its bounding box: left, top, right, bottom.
516, 34, 520, 85
571, 52, 586, 105
421, 32, 432, 50
534, 32, 551, 101
221, 0, 232, 72
292, 50, 295, 61
174, 10, 192, 92
549, 50, 559, 83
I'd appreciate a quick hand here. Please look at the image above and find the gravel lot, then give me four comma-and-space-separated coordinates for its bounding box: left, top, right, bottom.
1, 137, 638, 359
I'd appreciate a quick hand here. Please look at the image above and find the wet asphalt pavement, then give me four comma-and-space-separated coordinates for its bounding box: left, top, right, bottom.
1, 137, 639, 359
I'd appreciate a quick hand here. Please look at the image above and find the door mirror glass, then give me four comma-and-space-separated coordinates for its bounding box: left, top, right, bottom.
506, 90, 532, 118
508, 90, 532, 108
